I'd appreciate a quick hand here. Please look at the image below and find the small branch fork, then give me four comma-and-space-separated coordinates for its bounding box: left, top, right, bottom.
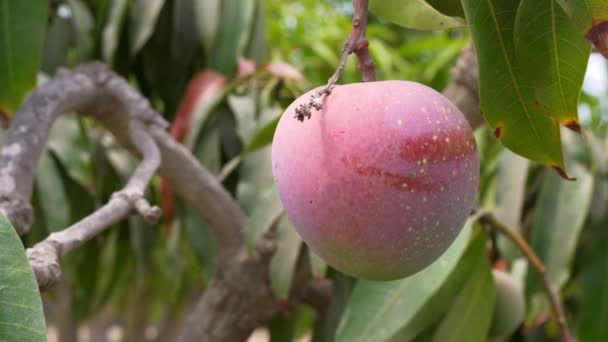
295, 0, 376, 121
477, 210, 573, 342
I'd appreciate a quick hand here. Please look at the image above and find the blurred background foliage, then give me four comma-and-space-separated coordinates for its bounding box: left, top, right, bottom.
0, 0, 607, 341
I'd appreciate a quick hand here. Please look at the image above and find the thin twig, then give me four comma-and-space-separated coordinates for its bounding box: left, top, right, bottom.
295, 0, 376, 121
477, 210, 573, 342
26, 122, 162, 290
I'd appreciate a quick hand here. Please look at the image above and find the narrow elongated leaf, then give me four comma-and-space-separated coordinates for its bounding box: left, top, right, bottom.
556, 0, 608, 34
578, 185, 608, 341
388, 229, 486, 342
35, 151, 71, 232
179, 71, 226, 148
312, 272, 356, 342
194, 0, 219, 53
0, 0, 48, 115
102, 0, 128, 63
527, 164, 593, 316
426, 0, 465, 17
208, 0, 255, 75
431, 243, 495, 342
244, 185, 283, 252
495, 150, 529, 260
242, 115, 280, 155
369, 0, 464, 30
514, 0, 590, 128
335, 223, 472, 342
579, 252, 608, 341
270, 216, 302, 299
0, 214, 46, 341
462, 0, 566, 171
309, 249, 328, 279
530, 165, 593, 289
129, 0, 165, 56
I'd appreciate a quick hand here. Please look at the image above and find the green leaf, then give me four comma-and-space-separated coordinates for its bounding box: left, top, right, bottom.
312, 271, 356, 342
244, 185, 283, 253
67, 0, 94, 61
527, 164, 593, 314
309, 249, 328, 280
35, 151, 71, 232
388, 229, 486, 342
579, 251, 608, 341
461, 0, 566, 170
129, 0, 165, 56
335, 222, 472, 342
431, 240, 495, 342
270, 216, 302, 299
242, 115, 280, 155
41, 11, 74, 75
194, 0, 219, 53
0, 214, 46, 341
514, 0, 590, 127
369, 0, 464, 30
425, 0, 465, 17
556, 0, 608, 33
237, 147, 275, 214
102, 0, 128, 63
208, 0, 255, 75
530, 165, 593, 288
184, 204, 217, 281
0, 0, 48, 116
495, 150, 529, 260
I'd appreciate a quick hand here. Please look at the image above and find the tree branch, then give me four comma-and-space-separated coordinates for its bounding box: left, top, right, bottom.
478, 210, 573, 342
442, 43, 483, 129
27, 122, 162, 290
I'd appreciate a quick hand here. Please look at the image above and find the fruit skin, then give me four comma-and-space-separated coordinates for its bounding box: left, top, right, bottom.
490, 270, 526, 338
271, 81, 478, 280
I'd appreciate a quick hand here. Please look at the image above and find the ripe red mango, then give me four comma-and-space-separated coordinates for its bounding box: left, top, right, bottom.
271, 81, 479, 280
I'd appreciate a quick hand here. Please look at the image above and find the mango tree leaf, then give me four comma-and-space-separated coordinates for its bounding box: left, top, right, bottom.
527, 164, 593, 316
335, 222, 472, 342
0, 214, 46, 342
242, 115, 280, 155
387, 228, 486, 342
102, 0, 128, 64
194, 0, 219, 53
41, 10, 74, 75
556, 0, 608, 34
244, 185, 283, 253
246, 0, 267, 63
579, 251, 608, 341
495, 150, 529, 260
369, 0, 464, 30
270, 216, 302, 299
180, 71, 226, 149
431, 240, 495, 342
35, 151, 71, 232
129, 0, 165, 56
514, 0, 590, 129
461, 0, 567, 173
309, 249, 328, 280
426, 0, 465, 17
578, 184, 608, 341
0, 0, 48, 116
67, 0, 94, 61
312, 272, 356, 342
208, 0, 255, 75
